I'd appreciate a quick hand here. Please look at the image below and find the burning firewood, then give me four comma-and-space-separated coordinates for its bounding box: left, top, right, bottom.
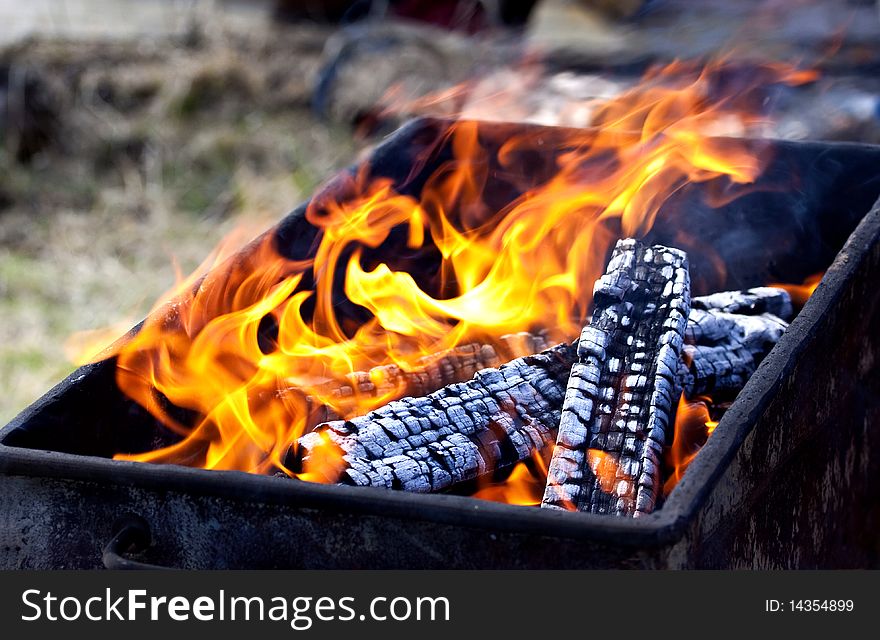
691, 287, 793, 319
541, 239, 690, 516
319, 331, 552, 403
292, 307, 787, 495
295, 306, 785, 435
679, 309, 789, 397
294, 343, 574, 492
292, 239, 790, 505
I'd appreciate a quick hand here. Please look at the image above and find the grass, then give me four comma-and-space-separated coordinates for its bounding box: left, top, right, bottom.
0, 23, 362, 424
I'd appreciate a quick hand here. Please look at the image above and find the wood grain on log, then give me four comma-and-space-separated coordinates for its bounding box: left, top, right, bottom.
323, 331, 554, 402
294, 343, 574, 492
285, 332, 553, 432
541, 239, 690, 516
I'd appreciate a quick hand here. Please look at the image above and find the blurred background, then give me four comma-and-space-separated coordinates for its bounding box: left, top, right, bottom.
2, 0, 880, 424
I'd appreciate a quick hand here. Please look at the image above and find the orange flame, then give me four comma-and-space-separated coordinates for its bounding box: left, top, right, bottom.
86, 59, 810, 485
587, 449, 632, 495
65, 319, 137, 367
663, 394, 715, 497
770, 271, 824, 307
472, 448, 635, 509
298, 430, 347, 484
471, 450, 550, 506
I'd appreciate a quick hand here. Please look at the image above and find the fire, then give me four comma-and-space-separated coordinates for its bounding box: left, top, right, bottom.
65, 319, 137, 367
663, 394, 715, 497
297, 431, 347, 484
83, 59, 811, 487
472, 448, 632, 509
472, 450, 550, 506
585, 449, 625, 495
770, 272, 824, 307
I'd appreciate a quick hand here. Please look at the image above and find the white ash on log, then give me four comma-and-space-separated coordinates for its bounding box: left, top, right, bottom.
291, 307, 786, 494
292, 324, 766, 491
541, 239, 690, 517
731, 312, 788, 354
691, 287, 793, 320
293, 343, 574, 492
679, 308, 789, 397
679, 341, 754, 398
685, 306, 787, 344
293, 289, 789, 436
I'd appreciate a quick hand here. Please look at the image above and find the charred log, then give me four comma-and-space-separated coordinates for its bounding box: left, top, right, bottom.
685, 306, 787, 345
679, 341, 754, 398
679, 308, 788, 397
692, 287, 792, 320
294, 343, 574, 492
322, 331, 553, 402
541, 239, 690, 516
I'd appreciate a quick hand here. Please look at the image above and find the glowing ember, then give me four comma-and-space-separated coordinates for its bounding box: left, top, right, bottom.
587, 449, 632, 496
71, 59, 815, 494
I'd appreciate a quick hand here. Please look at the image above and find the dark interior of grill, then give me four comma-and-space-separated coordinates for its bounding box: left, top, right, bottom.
4, 118, 880, 465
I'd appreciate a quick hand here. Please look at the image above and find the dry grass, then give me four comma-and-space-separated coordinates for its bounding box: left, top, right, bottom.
0, 23, 362, 423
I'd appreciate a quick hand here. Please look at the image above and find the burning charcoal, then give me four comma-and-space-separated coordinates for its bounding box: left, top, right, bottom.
294, 343, 575, 492
541, 239, 690, 517
691, 287, 792, 320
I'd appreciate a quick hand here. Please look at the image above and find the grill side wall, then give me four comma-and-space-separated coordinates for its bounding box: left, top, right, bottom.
667, 206, 880, 568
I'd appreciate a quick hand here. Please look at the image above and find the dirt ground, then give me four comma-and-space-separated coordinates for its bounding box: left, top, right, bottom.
0, 22, 362, 424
